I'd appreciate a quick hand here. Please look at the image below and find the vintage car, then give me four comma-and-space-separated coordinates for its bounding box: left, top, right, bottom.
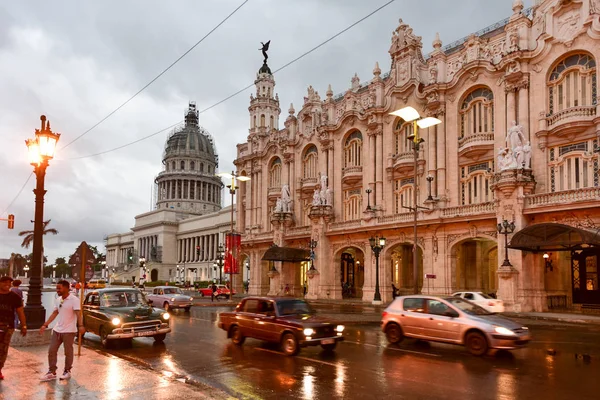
146, 286, 194, 312
82, 288, 171, 348
218, 297, 345, 356
88, 279, 107, 289
198, 284, 235, 299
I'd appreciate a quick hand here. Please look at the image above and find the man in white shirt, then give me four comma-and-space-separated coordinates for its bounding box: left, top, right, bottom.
39, 280, 84, 381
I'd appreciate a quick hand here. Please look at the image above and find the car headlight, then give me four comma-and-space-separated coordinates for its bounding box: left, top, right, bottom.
189, 297, 194, 301
494, 326, 515, 335
111, 317, 121, 326
162, 313, 170, 320
171, 298, 176, 302
303, 328, 314, 336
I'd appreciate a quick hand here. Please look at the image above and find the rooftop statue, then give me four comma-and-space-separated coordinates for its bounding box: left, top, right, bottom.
260, 40, 270, 63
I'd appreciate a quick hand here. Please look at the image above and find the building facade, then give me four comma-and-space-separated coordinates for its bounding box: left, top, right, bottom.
105, 104, 244, 285
235, 0, 600, 312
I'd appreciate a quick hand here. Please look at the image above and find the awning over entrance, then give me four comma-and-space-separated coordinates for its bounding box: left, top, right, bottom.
261, 245, 311, 262
508, 223, 600, 252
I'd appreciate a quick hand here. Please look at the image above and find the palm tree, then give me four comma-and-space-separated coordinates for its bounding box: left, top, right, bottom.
18, 220, 58, 279
18, 219, 58, 248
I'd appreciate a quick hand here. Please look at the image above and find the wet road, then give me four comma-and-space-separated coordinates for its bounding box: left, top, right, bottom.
79, 306, 600, 400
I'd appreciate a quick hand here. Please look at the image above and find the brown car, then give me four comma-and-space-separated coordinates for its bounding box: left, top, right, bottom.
218, 297, 345, 356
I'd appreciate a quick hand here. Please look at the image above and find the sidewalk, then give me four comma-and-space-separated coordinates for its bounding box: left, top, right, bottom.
0, 345, 229, 400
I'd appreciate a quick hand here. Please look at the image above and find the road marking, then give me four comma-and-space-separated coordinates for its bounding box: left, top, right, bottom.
344, 340, 441, 357
254, 348, 340, 366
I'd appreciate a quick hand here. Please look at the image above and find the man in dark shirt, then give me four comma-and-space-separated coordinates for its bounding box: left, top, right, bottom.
0, 276, 27, 380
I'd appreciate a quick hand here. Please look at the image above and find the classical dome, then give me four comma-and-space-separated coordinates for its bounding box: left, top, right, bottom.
155, 102, 223, 216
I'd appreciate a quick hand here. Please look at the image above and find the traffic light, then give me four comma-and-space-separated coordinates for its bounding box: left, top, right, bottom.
7, 214, 15, 229
196, 246, 201, 256
127, 250, 133, 262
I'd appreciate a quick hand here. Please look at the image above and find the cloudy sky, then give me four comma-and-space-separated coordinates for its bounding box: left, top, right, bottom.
0, 0, 530, 263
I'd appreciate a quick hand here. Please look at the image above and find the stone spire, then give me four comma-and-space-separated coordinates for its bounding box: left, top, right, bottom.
372, 61, 381, 78
432, 32, 442, 51
326, 84, 333, 99
288, 103, 295, 116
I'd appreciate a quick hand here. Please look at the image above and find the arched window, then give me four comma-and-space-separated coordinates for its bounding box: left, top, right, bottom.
393, 178, 414, 213
270, 115, 274, 129
303, 145, 318, 179
190, 161, 195, 170
180, 161, 185, 170
267, 87, 271, 97
548, 53, 597, 114
547, 140, 598, 192
172, 161, 176, 171
394, 120, 413, 154
200, 163, 204, 172
253, 115, 256, 128
343, 189, 362, 221
460, 162, 493, 205
261, 114, 266, 127
344, 131, 363, 168
269, 158, 282, 188
459, 87, 494, 138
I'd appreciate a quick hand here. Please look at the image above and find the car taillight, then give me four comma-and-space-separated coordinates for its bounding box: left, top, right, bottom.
382, 311, 388, 319
488, 302, 495, 306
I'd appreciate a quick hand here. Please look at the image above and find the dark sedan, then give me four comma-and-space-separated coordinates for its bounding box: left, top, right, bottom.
218, 297, 345, 356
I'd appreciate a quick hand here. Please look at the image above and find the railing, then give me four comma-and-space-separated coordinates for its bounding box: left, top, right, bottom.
300, 177, 318, 186
442, 202, 496, 217
525, 187, 600, 207
377, 212, 414, 224
547, 295, 568, 310
342, 166, 363, 177
287, 226, 311, 236
156, 170, 221, 179
458, 132, 494, 147
392, 152, 414, 166
329, 220, 362, 230
267, 186, 282, 196
546, 106, 596, 127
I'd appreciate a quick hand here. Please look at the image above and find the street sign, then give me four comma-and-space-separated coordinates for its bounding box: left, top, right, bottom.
425, 273, 437, 279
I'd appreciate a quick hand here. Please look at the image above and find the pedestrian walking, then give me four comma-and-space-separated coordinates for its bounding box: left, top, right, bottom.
0, 276, 27, 380
391, 283, 399, 299
39, 280, 85, 381
211, 282, 218, 302
10, 280, 24, 328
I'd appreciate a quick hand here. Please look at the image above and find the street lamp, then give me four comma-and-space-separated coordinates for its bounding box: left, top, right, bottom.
24, 265, 30, 279
365, 188, 372, 211
216, 171, 250, 291
139, 257, 146, 287
52, 264, 56, 283
24, 115, 61, 329
369, 236, 386, 303
390, 106, 442, 294
213, 244, 225, 284
101, 260, 106, 280
307, 239, 318, 279
497, 219, 516, 267
426, 174, 434, 201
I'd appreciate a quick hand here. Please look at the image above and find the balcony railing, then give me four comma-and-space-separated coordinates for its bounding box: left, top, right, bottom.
329, 220, 362, 230
268, 186, 282, 197
546, 106, 596, 127
377, 212, 414, 224
342, 166, 363, 177
442, 202, 496, 217
458, 132, 494, 147
525, 187, 600, 208
287, 226, 311, 236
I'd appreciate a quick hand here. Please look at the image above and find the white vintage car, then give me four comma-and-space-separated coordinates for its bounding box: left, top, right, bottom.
452, 291, 505, 313
146, 286, 194, 312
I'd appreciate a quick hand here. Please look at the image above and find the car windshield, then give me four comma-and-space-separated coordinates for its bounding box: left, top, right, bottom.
276, 299, 314, 316
477, 292, 494, 299
162, 288, 183, 295
100, 291, 148, 308
444, 297, 492, 315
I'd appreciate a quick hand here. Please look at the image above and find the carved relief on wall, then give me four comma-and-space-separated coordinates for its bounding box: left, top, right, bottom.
551, 213, 599, 230
397, 60, 410, 86
592, 0, 600, 15
331, 241, 366, 256
555, 8, 582, 42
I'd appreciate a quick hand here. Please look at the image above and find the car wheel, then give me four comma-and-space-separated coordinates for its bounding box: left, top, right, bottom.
281, 332, 299, 356
184, 307, 191, 312
230, 325, 245, 345
321, 342, 337, 352
164, 302, 171, 311
385, 323, 404, 344
100, 326, 111, 348
154, 333, 167, 343
466, 331, 488, 356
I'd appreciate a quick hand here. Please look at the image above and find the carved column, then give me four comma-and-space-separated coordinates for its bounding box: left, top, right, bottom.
517, 80, 530, 141
436, 114, 447, 202
366, 131, 376, 202
376, 128, 384, 207
506, 87, 517, 129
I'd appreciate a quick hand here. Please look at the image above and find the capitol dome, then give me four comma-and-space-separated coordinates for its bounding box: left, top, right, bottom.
155, 102, 223, 216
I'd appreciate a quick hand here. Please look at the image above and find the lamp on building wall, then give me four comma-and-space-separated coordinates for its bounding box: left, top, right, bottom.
24, 115, 61, 329
390, 106, 441, 295
365, 188, 372, 211
369, 236, 386, 303
307, 239, 319, 279
543, 252, 553, 272
267, 261, 279, 278
426, 174, 434, 201
497, 219, 516, 267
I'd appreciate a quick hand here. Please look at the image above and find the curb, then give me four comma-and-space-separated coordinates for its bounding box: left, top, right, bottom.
503, 313, 600, 325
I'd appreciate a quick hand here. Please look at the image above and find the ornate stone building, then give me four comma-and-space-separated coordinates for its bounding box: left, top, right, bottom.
235, 0, 600, 312
105, 103, 243, 285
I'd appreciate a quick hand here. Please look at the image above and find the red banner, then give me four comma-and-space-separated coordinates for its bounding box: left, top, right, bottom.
224, 233, 241, 274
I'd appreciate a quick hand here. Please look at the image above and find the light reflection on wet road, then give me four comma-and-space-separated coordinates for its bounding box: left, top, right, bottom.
81, 306, 600, 400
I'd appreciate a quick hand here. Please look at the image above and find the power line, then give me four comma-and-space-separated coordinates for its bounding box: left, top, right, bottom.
59, 0, 249, 151
1, 172, 33, 217
65, 0, 397, 160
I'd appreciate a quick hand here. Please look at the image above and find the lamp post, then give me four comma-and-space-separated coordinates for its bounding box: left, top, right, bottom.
52, 264, 56, 283
100, 261, 106, 280
214, 244, 225, 284
216, 171, 250, 291
390, 106, 442, 294
139, 257, 146, 287
426, 174, 434, 201
24, 265, 30, 279
369, 236, 386, 303
24, 115, 61, 329
497, 219, 516, 267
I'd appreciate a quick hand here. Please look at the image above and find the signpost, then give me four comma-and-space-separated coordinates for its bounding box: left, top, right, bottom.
69, 241, 96, 356
424, 274, 436, 295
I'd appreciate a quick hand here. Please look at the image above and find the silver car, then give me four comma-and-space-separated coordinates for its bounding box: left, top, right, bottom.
146, 286, 194, 312
381, 295, 531, 356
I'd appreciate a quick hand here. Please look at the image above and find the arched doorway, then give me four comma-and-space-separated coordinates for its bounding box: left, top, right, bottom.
389, 244, 423, 295
150, 268, 158, 282
451, 238, 497, 294
339, 248, 365, 298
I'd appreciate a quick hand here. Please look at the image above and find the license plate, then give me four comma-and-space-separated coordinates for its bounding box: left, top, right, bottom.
321, 339, 335, 345
134, 331, 150, 337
